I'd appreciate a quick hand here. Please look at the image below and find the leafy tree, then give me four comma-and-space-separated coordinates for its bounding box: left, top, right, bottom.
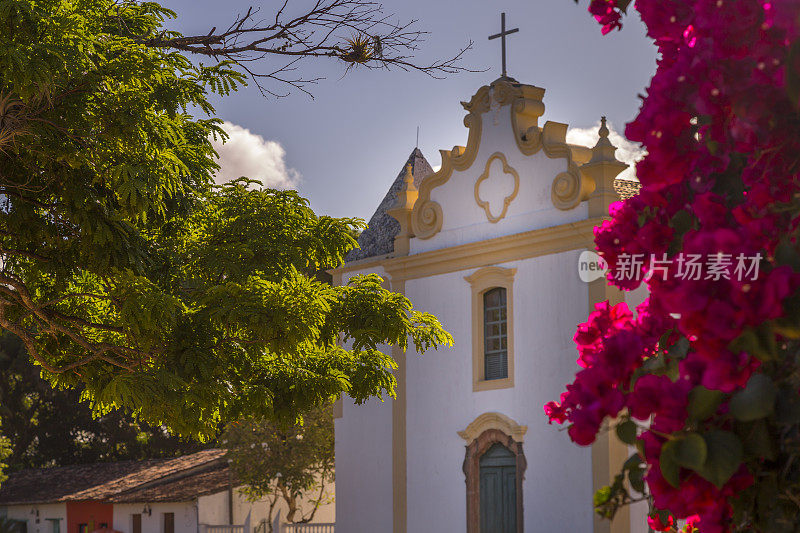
225, 407, 334, 531
0, 0, 453, 440
0, 424, 9, 485
0, 334, 206, 471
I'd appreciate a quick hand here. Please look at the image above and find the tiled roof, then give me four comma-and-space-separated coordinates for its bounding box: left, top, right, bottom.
345, 148, 433, 262
614, 178, 641, 200
0, 449, 227, 505
107, 463, 231, 503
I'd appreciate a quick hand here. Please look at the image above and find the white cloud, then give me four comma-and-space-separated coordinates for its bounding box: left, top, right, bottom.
210, 121, 300, 189
566, 121, 645, 182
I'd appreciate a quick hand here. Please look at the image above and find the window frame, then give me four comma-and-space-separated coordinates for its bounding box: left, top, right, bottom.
465, 266, 516, 391
45, 518, 60, 533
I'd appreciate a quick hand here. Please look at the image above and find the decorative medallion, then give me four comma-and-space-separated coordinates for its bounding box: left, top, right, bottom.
474, 152, 520, 223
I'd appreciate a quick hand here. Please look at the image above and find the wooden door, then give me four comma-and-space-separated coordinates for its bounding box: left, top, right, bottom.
163, 513, 174, 533
479, 443, 517, 533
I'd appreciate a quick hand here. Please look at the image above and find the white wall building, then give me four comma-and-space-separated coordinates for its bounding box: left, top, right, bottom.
0, 450, 333, 533
333, 76, 646, 533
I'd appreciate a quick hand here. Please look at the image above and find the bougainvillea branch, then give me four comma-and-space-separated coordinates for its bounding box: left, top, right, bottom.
546, 1, 800, 531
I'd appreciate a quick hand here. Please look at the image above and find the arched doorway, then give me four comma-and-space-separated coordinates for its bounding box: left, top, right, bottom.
461, 413, 527, 533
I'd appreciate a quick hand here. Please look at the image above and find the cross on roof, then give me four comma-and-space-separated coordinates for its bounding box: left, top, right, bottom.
488, 12, 519, 78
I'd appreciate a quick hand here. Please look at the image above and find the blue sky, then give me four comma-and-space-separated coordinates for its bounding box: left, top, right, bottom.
161, 0, 657, 220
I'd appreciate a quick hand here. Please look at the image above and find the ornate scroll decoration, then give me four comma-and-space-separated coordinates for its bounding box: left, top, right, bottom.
494, 78, 591, 211
494, 77, 591, 211
411, 86, 488, 240
412, 78, 592, 240
474, 152, 520, 223
542, 121, 594, 210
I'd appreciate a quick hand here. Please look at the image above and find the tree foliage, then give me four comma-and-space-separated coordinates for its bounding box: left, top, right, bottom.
0, 0, 453, 439
224, 407, 334, 531
0, 334, 206, 471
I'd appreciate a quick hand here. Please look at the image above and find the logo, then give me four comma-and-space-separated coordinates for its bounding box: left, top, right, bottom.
578, 250, 608, 283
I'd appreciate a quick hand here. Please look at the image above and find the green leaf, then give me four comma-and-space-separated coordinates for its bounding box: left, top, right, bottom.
623, 452, 643, 471
659, 440, 681, 488
673, 433, 708, 470
739, 419, 776, 461
687, 386, 725, 422
669, 210, 692, 235
615, 0, 633, 13
775, 239, 800, 270
729, 327, 777, 361
668, 337, 690, 359
696, 430, 744, 489
623, 452, 646, 494
786, 38, 800, 109
729, 374, 777, 422
593, 485, 613, 507
628, 466, 645, 493
775, 386, 800, 425
616, 419, 637, 445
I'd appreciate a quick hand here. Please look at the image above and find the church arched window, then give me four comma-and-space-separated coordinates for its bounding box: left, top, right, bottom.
465, 267, 516, 391
483, 287, 508, 380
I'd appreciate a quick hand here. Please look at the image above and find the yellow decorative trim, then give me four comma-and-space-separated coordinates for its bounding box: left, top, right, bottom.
387, 164, 420, 256
333, 217, 599, 282
411, 78, 593, 242
458, 412, 528, 444
465, 266, 516, 391
463, 265, 517, 286
474, 152, 520, 223
540, 121, 593, 211
412, 88, 486, 240
391, 278, 407, 533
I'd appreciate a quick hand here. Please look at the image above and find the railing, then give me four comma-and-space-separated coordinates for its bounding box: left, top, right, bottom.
201, 525, 247, 533
282, 524, 335, 533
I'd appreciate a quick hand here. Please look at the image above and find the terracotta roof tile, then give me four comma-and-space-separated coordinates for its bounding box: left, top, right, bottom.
614, 178, 641, 200
0, 449, 226, 505
107, 463, 232, 503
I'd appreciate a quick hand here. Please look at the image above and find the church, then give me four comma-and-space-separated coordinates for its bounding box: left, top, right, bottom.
331, 25, 648, 533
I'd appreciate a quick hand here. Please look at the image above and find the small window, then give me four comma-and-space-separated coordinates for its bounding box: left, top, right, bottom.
466, 266, 515, 391
483, 287, 508, 380
163, 513, 174, 533
132, 514, 141, 533
45, 518, 60, 533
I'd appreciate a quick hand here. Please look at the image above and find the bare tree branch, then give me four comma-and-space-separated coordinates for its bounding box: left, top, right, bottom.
133, 0, 479, 96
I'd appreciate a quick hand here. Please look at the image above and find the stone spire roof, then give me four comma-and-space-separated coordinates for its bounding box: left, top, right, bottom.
346, 148, 433, 262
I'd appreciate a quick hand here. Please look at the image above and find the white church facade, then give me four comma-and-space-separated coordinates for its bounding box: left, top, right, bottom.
332, 75, 646, 533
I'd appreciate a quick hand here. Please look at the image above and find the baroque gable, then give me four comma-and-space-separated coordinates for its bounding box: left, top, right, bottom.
406, 77, 628, 254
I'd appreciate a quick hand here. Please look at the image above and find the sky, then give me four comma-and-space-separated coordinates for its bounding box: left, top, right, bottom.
162, 0, 658, 221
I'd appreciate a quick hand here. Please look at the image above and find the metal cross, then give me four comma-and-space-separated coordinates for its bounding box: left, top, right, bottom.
488, 12, 519, 78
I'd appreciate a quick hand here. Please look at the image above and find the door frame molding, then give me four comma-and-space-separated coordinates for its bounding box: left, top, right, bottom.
463, 428, 526, 533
